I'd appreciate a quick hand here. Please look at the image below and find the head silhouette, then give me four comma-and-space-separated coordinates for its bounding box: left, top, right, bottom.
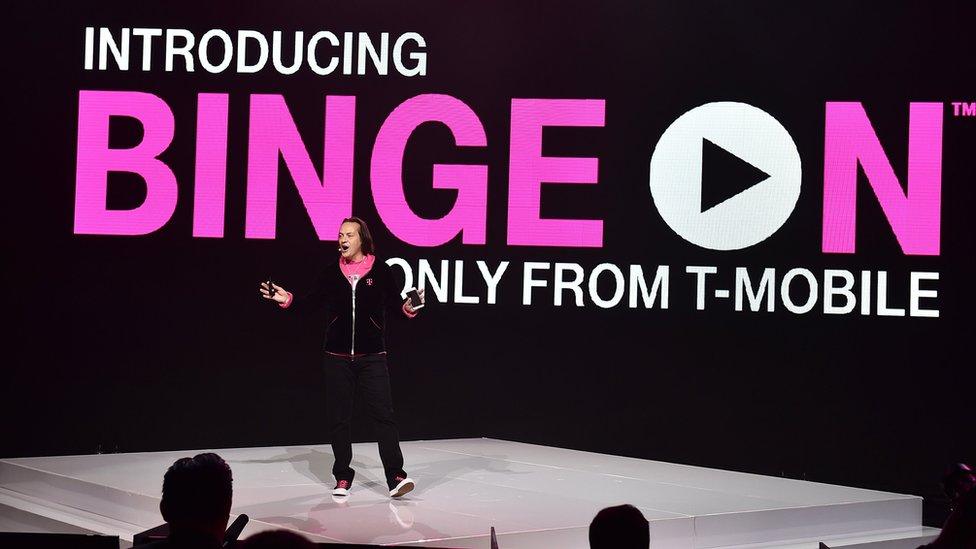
589, 504, 649, 548
160, 452, 233, 541
241, 530, 316, 549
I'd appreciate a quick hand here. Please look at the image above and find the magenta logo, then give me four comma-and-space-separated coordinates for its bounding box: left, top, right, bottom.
73, 91, 943, 255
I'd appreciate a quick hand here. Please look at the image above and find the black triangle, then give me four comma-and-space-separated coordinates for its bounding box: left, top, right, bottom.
700, 138, 771, 212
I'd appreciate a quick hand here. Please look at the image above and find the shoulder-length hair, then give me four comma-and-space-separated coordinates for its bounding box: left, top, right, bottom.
341, 216, 375, 255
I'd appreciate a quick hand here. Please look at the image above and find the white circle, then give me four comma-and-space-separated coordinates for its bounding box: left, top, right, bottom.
648, 102, 802, 250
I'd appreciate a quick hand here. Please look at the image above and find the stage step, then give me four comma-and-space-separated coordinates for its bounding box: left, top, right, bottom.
817, 527, 940, 548
0, 488, 137, 547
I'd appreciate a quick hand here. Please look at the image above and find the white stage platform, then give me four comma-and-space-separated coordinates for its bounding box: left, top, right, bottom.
0, 438, 938, 548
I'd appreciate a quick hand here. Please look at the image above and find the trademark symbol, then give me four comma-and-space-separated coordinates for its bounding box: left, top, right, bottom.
951, 102, 976, 117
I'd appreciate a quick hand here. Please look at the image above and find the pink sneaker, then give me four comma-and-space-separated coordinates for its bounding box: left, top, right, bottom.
388, 475, 415, 498
332, 479, 351, 496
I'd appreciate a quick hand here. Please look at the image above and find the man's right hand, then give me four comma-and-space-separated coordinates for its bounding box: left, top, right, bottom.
259, 281, 288, 304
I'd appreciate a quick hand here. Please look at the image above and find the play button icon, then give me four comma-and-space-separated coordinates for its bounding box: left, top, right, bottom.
700, 138, 772, 212
649, 102, 802, 250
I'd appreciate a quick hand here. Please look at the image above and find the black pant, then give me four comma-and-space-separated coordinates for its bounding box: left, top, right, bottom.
324, 353, 406, 487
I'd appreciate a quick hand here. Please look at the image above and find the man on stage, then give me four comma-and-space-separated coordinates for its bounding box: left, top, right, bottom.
259, 217, 423, 498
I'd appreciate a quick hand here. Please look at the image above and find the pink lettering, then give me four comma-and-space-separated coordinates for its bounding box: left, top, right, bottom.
508, 98, 605, 247
370, 94, 488, 246
74, 90, 177, 235
245, 94, 355, 239
823, 102, 942, 255
192, 93, 229, 237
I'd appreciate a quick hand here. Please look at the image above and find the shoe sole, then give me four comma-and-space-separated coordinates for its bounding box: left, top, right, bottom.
332, 488, 349, 496
389, 480, 415, 498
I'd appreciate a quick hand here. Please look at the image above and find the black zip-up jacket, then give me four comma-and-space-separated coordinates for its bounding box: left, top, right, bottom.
286, 258, 405, 354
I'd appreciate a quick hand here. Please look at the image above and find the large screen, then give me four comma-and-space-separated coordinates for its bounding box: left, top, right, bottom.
6, 1, 974, 505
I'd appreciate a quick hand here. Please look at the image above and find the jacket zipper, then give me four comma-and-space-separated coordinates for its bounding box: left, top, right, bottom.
351, 280, 357, 354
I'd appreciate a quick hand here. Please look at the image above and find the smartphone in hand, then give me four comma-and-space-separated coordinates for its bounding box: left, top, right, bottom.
406, 287, 424, 310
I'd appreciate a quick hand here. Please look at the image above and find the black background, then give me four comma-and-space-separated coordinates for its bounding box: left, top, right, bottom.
5, 1, 974, 525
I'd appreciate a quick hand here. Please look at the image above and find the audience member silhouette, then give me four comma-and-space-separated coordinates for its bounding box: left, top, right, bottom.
142, 453, 233, 549
919, 463, 976, 548
240, 530, 316, 549
589, 504, 650, 548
